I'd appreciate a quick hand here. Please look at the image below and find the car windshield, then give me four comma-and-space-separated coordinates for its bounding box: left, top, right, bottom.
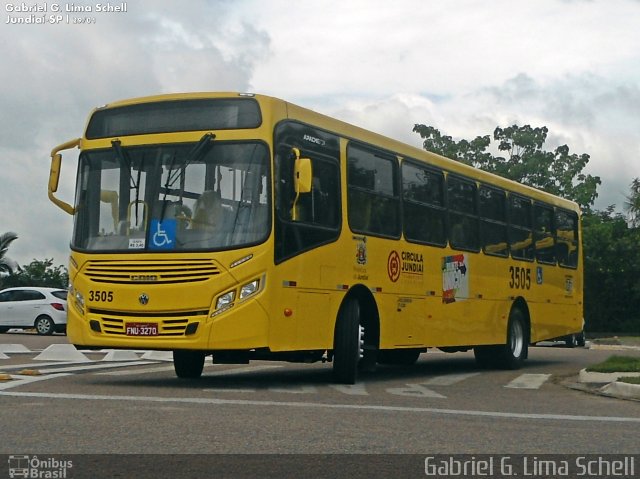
72, 140, 270, 252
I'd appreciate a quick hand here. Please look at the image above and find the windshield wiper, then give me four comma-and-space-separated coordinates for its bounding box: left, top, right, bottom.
160, 133, 216, 221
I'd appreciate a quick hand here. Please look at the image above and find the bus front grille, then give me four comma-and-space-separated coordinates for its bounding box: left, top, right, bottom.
84, 259, 220, 284
91, 310, 208, 336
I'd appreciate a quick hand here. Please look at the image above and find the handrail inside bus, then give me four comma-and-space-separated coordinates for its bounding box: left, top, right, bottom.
49, 138, 81, 215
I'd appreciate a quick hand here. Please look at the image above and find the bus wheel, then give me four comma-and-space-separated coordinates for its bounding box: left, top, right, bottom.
473, 345, 498, 368
173, 350, 205, 379
332, 298, 362, 385
499, 309, 528, 369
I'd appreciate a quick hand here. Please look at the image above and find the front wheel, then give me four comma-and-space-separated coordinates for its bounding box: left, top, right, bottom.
173, 350, 205, 379
332, 298, 362, 385
35, 316, 55, 336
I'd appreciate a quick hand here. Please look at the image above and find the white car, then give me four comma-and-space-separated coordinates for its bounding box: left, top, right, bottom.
0, 287, 68, 335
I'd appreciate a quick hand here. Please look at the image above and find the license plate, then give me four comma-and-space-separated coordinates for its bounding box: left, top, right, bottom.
125, 322, 158, 336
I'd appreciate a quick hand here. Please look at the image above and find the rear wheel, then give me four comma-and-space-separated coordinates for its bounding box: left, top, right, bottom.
34, 316, 55, 336
474, 308, 528, 370
499, 309, 528, 369
564, 334, 577, 348
332, 298, 362, 384
173, 350, 205, 379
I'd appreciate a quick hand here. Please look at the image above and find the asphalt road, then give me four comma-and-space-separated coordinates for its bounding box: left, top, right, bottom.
1, 332, 639, 477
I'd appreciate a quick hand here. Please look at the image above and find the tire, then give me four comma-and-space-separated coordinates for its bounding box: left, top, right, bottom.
564, 334, 577, 348
34, 316, 55, 336
499, 308, 528, 369
173, 350, 205, 379
332, 298, 362, 384
474, 345, 499, 368
576, 331, 586, 347
474, 309, 528, 370
377, 349, 421, 366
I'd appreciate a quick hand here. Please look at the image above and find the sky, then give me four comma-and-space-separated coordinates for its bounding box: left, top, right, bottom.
1, 0, 639, 268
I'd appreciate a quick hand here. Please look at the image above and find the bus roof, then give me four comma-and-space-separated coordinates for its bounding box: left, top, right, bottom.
87, 91, 580, 213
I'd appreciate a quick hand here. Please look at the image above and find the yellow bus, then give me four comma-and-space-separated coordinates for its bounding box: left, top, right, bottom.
48, 92, 583, 384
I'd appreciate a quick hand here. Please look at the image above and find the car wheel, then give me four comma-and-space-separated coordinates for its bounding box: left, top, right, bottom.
35, 316, 55, 336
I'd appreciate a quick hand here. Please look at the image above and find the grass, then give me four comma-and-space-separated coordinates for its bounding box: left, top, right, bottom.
586, 355, 640, 373
619, 377, 640, 385
591, 336, 640, 346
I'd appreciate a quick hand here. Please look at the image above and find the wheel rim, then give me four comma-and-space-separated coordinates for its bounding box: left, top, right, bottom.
509, 319, 524, 358
36, 318, 51, 334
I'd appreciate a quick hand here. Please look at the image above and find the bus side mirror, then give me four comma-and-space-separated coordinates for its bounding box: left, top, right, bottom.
294, 157, 312, 194
290, 148, 313, 221
48, 154, 62, 193
48, 138, 80, 215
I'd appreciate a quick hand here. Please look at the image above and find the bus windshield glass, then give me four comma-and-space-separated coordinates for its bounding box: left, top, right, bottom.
85, 98, 262, 138
72, 140, 270, 253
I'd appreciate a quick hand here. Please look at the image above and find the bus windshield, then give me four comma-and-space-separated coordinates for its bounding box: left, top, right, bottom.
72, 140, 270, 253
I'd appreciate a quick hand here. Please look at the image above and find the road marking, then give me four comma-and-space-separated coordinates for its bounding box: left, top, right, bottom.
329, 383, 369, 396
422, 372, 480, 386
505, 374, 551, 389
2, 390, 639, 423
269, 386, 318, 394
36, 361, 157, 375
386, 383, 446, 398
99, 365, 176, 376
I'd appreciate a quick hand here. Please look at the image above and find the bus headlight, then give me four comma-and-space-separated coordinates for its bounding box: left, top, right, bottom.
74, 290, 85, 315
215, 290, 236, 310
240, 279, 260, 300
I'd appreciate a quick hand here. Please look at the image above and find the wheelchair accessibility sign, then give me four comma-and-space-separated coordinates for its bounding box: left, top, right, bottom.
149, 219, 177, 250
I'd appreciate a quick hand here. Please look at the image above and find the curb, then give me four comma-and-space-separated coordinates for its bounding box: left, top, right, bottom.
578, 368, 640, 401
599, 381, 640, 401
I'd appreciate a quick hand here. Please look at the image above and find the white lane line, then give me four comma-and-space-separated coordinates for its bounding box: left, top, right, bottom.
1, 390, 639, 423
505, 374, 552, 390
99, 365, 176, 376
36, 361, 157, 375
423, 373, 481, 386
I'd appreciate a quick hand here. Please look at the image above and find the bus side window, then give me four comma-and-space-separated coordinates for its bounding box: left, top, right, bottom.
479, 185, 508, 256
347, 144, 400, 238
447, 176, 479, 251
402, 161, 446, 246
508, 195, 534, 261
556, 209, 579, 268
534, 204, 556, 264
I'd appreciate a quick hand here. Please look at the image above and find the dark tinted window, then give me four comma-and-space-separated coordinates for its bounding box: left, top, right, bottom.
509, 196, 534, 260
479, 186, 508, 256
274, 123, 341, 263
534, 204, 556, 264
402, 162, 446, 246
448, 176, 479, 251
52, 290, 68, 300
86, 99, 262, 139
348, 144, 400, 238
556, 209, 579, 268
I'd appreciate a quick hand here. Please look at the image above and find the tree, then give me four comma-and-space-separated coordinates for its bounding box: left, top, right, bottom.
1, 259, 69, 289
0, 231, 19, 276
624, 177, 640, 227
582, 207, 640, 333
412, 124, 601, 210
